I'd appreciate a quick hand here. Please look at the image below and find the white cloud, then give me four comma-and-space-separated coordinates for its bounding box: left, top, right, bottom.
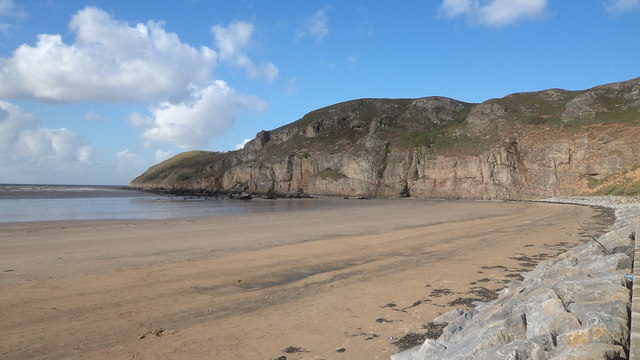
0, 6, 217, 103
0, 0, 24, 37
439, 0, 547, 26
155, 149, 173, 162
440, 0, 475, 17
115, 149, 138, 161
0, 7, 278, 151
133, 81, 267, 149
606, 0, 640, 14
83, 110, 110, 122
212, 21, 278, 83
113, 149, 154, 183
0, 0, 21, 16
127, 111, 149, 127
297, 9, 329, 41
235, 138, 252, 150
0, 6, 278, 174
0, 101, 94, 167
284, 78, 300, 95
84, 111, 100, 121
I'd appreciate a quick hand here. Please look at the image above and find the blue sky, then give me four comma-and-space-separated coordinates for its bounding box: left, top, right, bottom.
0, 0, 638, 185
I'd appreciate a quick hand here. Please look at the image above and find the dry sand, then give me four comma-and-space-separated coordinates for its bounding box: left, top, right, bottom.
0, 199, 612, 360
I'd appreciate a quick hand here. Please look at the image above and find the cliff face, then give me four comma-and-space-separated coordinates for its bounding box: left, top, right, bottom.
131, 78, 640, 200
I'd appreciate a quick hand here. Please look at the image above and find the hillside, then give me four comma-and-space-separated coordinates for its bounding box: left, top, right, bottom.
131, 77, 640, 200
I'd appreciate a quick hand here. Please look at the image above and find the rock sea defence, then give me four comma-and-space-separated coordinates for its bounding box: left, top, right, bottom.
131, 78, 640, 199
391, 197, 639, 360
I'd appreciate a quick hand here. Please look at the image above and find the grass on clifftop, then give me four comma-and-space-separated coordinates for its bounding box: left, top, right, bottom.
582, 167, 640, 196
132, 150, 233, 185
592, 180, 640, 196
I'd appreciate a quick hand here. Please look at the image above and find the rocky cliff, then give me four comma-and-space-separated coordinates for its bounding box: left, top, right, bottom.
131, 77, 640, 200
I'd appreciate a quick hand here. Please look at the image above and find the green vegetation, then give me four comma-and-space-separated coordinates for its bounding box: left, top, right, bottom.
314, 168, 347, 180
397, 128, 443, 148
131, 78, 640, 194
580, 174, 606, 190
596, 108, 640, 124
581, 166, 640, 196
494, 92, 567, 125
131, 150, 234, 186
431, 134, 494, 156
592, 181, 640, 196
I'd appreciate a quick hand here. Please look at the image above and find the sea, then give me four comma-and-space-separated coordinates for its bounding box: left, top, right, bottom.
0, 184, 327, 223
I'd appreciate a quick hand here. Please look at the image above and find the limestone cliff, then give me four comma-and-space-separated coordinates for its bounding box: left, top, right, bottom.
131, 77, 640, 200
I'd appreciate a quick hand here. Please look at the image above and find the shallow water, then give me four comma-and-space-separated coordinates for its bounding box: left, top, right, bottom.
0, 184, 329, 222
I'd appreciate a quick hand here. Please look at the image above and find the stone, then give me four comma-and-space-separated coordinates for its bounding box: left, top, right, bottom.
503, 288, 558, 317
610, 244, 633, 257
388, 198, 638, 360
438, 309, 479, 345
528, 333, 557, 353
576, 253, 632, 272
413, 340, 446, 359
557, 325, 615, 347
389, 347, 417, 360
548, 343, 625, 360
551, 276, 629, 304
567, 300, 630, 325
433, 308, 464, 323
497, 280, 525, 298
525, 298, 581, 338
442, 313, 527, 358
580, 311, 629, 346
470, 338, 552, 360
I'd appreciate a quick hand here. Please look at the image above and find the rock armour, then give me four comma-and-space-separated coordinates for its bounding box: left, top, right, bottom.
392, 197, 639, 360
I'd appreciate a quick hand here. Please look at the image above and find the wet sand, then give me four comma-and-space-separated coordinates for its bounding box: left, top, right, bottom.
0, 199, 612, 359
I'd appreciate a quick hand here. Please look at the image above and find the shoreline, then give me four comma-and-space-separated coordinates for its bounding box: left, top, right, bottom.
0, 199, 613, 359
393, 196, 640, 359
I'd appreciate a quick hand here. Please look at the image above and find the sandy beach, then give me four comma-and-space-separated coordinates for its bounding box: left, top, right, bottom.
0, 199, 612, 360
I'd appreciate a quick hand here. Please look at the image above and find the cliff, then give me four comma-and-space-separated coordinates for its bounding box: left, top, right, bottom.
131, 77, 640, 200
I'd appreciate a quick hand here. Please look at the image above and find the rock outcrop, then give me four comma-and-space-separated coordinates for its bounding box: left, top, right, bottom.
391, 197, 639, 360
131, 78, 640, 200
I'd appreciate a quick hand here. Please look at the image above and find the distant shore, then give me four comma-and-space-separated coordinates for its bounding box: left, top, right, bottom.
0, 199, 611, 360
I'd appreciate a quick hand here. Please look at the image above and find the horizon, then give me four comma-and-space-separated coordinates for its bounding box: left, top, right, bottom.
0, 183, 130, 187
0, 0, 639, 185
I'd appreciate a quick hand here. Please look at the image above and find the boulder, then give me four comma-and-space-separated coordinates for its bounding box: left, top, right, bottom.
548, 343, 625, 360
525, 298, 581, 338
557, 325, 615, 347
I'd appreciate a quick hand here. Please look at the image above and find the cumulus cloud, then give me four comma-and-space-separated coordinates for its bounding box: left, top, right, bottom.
235, 138, 252, 150
297, 9, 329, 41
0, 6, 217, 103
132, 81, 267, 149
0, 101, 93, 166
439, 0, 547, 26
0, 5, 278, 165
0, 7, 279, 152
606, 0, 640, 14
212, 21, 279, 83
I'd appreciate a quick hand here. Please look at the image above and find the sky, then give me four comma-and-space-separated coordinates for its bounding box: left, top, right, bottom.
0, 0, 638, 185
